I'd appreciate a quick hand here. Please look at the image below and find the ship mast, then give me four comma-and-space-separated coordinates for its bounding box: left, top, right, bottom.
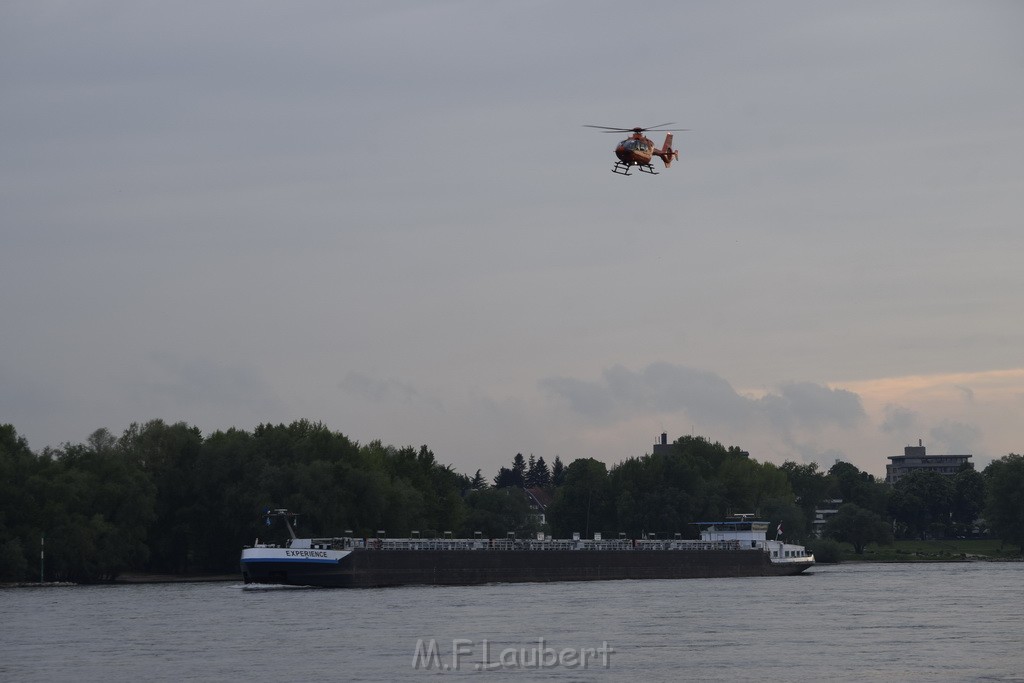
264, 508, 300, 540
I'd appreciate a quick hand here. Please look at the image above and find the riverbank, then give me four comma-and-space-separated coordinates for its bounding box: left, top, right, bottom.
1, 581, 77, 588
838, 538, 1021, 563
2, 573, 238, 588
115, 572, 238, 584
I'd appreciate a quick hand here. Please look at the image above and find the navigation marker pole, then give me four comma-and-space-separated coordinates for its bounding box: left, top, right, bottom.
40, 534, 44, 583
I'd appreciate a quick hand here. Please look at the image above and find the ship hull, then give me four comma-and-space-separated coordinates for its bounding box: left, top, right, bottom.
241, 548, 812, 588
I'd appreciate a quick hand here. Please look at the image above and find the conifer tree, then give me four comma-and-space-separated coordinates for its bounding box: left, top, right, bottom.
551, 455, 566, 486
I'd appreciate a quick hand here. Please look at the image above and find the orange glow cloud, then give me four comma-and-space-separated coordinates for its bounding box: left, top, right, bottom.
834, 368, 1024, 407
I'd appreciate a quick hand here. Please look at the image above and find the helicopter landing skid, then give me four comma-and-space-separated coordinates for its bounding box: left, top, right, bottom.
612, 162, 658, 176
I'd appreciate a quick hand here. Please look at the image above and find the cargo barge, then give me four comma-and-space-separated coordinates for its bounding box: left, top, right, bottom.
240, 510, 814, 587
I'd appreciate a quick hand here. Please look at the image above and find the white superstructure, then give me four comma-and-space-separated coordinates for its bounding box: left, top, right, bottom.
697, 519, 814, 566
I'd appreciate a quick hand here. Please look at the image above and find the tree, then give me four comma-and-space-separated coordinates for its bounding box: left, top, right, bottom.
42, 434, 156, 581
717, 458, 793, 516
888, 487, 927, 540
493, 467, 517, 488
469, 469, 488, 490
547, 458, 611, 538
826, 503, 892, 554
0, 538, 28, 581
828, 461, 890, 516
525, 456, 551, 489
525, 455, 538, 487
781, 461, 831, 530
120, 420, 204, 572
951, 467, 986, 532
760, 497, 807, 542
805, 538, 843, 564
891, 470, 953, 539
984, 454, 1024, 552
494, 453, 527, 488
511, 453, 527, 487
460, 488, 536, 538
609, 452, 699, 537
551, 456, 566, 486
0, 425, 46, 581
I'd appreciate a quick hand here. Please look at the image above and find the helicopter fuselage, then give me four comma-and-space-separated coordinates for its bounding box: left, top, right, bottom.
614, 134, 658, 166
611, 132, 677, 175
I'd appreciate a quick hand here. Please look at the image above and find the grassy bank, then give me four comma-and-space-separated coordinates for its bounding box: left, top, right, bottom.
838, 539, 1021, 562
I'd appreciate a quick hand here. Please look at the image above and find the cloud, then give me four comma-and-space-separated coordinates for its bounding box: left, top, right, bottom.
540, 363, 752, 424
928, 420, 982, 455
880, 404, 918, 434
340, 372, 443, 412
608, 363, 756, 424
536, 376, 618, 421
140, 352, 283, 414
759, 382, 865, 430
841, 369, 1024, 406
541, 362, 864, 432
954, 385, 975, 403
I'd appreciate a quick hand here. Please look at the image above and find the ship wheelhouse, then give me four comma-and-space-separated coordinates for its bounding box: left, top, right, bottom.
695, 520, 814, 563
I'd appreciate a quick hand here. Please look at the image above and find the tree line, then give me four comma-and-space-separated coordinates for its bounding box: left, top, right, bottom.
1, 421, 1021, 582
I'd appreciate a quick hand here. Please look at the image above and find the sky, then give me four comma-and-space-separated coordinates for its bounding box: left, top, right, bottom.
3, 1, 1023, 479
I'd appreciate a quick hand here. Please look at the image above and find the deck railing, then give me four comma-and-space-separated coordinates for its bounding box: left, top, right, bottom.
298, 537, 747, 552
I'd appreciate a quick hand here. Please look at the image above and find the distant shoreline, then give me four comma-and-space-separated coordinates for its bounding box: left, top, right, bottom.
1, 573, 238, 588
115, 572, 239, 584
1, 581, 78, 588
833, 556, 1022, 564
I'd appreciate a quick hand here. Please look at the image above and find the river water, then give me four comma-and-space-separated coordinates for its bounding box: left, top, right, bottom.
1, 562, 1022, 682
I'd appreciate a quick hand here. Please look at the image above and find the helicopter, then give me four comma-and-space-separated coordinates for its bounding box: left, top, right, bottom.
583, 123, 687, 175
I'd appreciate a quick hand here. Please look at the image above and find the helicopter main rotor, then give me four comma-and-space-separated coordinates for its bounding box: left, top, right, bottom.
583, 123, 688, 134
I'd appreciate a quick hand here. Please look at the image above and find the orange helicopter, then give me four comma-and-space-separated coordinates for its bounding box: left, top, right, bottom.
584, 123, 687, 175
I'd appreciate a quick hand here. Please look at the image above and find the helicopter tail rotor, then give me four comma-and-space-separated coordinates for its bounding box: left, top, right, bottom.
659, 133, 680, 168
